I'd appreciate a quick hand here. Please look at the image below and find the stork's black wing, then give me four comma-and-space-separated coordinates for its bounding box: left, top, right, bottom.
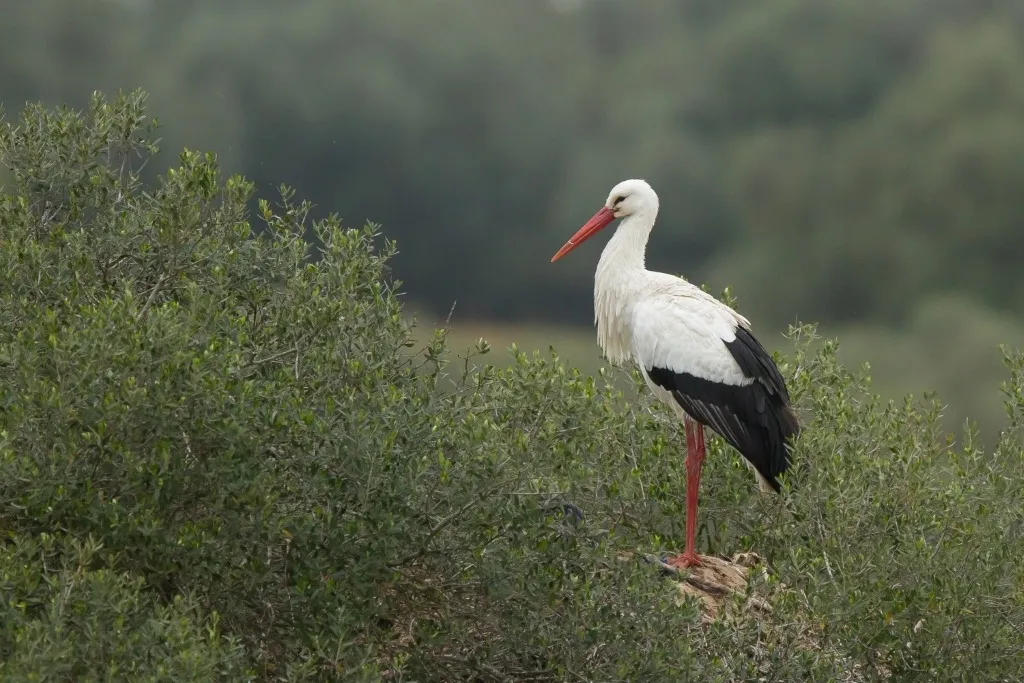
647, 326, 799, 491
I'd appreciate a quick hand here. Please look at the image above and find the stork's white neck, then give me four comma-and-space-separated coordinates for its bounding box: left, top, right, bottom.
593, 210, 657, 364
596, 210, 656, 275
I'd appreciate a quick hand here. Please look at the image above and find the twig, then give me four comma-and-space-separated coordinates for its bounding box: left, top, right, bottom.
136, 274, 167, 320
389, 486, 506, 569
254, 345, 299, 365
445, 300, 457, 327
822, 549, 835, 581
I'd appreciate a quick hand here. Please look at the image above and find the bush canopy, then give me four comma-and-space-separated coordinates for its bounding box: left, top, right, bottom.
1, 91, 1022, 682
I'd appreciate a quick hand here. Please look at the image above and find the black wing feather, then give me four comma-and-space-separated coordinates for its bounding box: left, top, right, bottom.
647, 326, 799, 492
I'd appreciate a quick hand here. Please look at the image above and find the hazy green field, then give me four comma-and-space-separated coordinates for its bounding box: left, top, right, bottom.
409, 293, 1023, 448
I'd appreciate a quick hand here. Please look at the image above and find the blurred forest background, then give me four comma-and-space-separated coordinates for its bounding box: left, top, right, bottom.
3, 0, 1023, 442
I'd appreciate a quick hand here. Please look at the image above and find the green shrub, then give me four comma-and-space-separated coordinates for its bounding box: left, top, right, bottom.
1, 91, 1021, 681
0, 534, 247, 681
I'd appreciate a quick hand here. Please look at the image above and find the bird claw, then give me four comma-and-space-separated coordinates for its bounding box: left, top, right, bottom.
664, 552, 703, 569
643, 552, 703, 576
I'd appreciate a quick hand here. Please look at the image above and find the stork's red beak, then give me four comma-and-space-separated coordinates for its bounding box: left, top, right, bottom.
550, 206, 616, 262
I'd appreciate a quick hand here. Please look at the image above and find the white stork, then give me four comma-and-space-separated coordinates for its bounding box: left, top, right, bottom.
550, 179, 800, 568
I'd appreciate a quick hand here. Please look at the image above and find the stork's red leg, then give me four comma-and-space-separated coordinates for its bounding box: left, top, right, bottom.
666, 416, 706, 569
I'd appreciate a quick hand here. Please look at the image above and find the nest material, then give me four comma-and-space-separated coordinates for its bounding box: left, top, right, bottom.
646, 551, 771, 622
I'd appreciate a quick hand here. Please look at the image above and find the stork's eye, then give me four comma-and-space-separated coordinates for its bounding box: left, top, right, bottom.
613, 195, 626, 206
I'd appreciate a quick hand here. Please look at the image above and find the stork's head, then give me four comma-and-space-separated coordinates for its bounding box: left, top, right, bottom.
550, 178, 659, 262
604, 178, 659, 219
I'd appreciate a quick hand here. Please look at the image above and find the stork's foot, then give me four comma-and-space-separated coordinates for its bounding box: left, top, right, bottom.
664, 551, 703, 569
643, 551, 705, 577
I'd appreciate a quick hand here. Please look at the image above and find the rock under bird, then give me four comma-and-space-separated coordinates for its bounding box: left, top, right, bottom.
550, 179, 800, 569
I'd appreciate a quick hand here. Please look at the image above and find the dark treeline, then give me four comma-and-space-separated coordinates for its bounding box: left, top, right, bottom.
3, 0, 1024, 329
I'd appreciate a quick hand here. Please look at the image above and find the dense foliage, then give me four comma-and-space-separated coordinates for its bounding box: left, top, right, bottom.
1, 92, 1022, 681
